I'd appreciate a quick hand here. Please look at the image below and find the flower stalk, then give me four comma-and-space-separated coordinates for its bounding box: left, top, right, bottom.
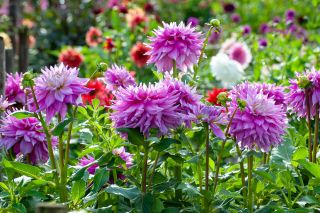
305, 91, 313, 162
204, 122, 210, 212
142, 144, 149, 194
247, 155, 254, 213
313, 104, 319, 163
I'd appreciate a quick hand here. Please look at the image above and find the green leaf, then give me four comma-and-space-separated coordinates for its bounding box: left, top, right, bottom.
69, 167, 88, 182
142, 193, 153, 213
10, 111, 35, 119
153, 179, 177, 193
153, 138, 180, 152
92, 98, 100, 109
292, 147, 308, 167
71, 179, 86, 204
117, 128, 144, 146
12, 203, 27, 213
0, 182, 10, 193
3, 160, 42, 180
93, 168, 109, 193
105, 185, 140, 200
161, 207, 180, 213
297, 159, 320, 178
52, 118, 73, 136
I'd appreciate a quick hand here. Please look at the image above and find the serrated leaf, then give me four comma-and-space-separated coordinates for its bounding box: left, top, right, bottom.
105, 185, 140, 200
93, 168, 109, 193
52, 118, 73, 136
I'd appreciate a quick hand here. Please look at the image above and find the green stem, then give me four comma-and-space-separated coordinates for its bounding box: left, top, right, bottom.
148, 151, 160, 190
236, 143, 247, 208
30, 86, 58, 185
64, 107, 77, 164
173, 60, 178, 79
193, 26, 214, 80
313, 104, 319, 163
142, 144, 149, 194
213, 108, 237, 194
57, 116, 67, 202
198, 158, 203, 193
174, 143, 182, 200
247, 155, 254, 213
204, 123, 210, 212
263, 152, 267, 164
306, 91, 313, 162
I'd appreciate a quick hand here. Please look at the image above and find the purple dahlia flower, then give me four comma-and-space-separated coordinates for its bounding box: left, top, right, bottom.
31, 63, 91, 122
242, 25, 251, 36
195, 104, 226, 139
0, 96, 11, 111
231, 14, 241, 23
254, 83, 286, 107
160, 77, 202, 127
285, 9, 295, 22
5, 73, 26, 105
79, 155, 99, 174
105, 64, 136, 90
229, 82, 287, 152
112, 146, 133, 168
111, 83, 183, 137
0, 111, 57, 164
258, 38, 268, 48
187, 17, 199, 27
259, 23, 269, 34
147, 22, 204, 73
287, 68, 320, 118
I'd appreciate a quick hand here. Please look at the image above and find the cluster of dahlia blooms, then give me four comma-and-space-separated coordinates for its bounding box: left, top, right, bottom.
82, 79, 113, 106
31, 63, 91, 122
0, 112, 57, 164
147, 22, 204, 73
104, 64, 136, 90
287, 68, 320, 118
58, 48, 84, 68
5, 73, 26, 106
229, 82, 287, 152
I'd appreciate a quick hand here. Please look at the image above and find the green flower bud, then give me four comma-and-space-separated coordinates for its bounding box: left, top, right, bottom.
209, 19, 220, 28
298, 76, 311, 89
217, 92, 230, 107
237, 98, 247, 110
97, 62, 108, 72
22, 71, 35, 88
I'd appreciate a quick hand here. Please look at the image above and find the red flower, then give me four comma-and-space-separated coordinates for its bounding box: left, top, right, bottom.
82, 79, 113, 106
126, 8, 148, 29
207, 88, 227, 105
58, 48, 84, 68
86, 27, 102, 47
104, 37, 114, 51
130, 42, 150, 68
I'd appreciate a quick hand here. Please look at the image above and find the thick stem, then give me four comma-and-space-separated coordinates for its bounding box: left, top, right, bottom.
306, 91, 313, 161
213, 108, 237, 194
198, 159, 203, 193
236, 143, 247, 208
263, 152, 267, 164
204, 123, 210, 212
193, 26, 214, 80
142, 144, 149, 194
148, 151, 160, 190
247, 155, 254, 213
313, 104, 319, 163
30, 86, 58, 184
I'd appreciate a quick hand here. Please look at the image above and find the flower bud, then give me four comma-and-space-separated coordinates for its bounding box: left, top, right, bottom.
298, 76, 311, 89
22, 71, 35, 88
209, 19, 220, 28
217, 92, 230, 107
97, 62, 108, 72
237, 98, 247, 110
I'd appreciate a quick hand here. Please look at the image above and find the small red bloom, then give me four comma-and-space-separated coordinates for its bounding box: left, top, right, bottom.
104, 37, 115, 51
86, 27, 103, 47
58, 48, 84, 68
130, 42, 150, 68
207, 88, 227, 105
126, 8, 147, 29
82, 79, 113, 106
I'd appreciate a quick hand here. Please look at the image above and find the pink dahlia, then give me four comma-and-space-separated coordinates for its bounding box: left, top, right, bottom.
85, 27, 103, 47
5, 73, 26, 105
0, 112, 57, 164
111, 83, 183, 137
229, 82, 287, 152
112, 146, 133, 168
220, 39, 252, 69
79, 155, 99, 175
160, 77, 202, 127
254, 83, 286, 107
147, 22, 204, 73
104, 64, 136, 90
287, 68, 320, 118
31, 63, 91, 122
